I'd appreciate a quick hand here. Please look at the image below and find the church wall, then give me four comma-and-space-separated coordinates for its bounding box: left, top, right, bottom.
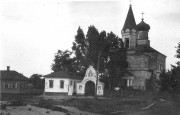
157, 53, 166, 71
129, 70, 150, 89
122, 31, 138, 48
127, 54, 149, 70
144, 52, 157, 71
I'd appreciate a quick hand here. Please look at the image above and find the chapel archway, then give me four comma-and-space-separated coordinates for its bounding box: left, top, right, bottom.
85, 81, 95, 96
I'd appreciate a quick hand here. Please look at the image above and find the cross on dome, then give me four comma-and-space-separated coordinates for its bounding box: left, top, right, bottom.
141, 12, 144, 20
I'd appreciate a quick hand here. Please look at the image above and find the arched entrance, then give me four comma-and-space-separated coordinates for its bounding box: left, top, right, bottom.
85, 81, 95, 96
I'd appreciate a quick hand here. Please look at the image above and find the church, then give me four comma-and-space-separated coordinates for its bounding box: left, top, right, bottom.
43, 4, 166, 96
121, 4, 166, 89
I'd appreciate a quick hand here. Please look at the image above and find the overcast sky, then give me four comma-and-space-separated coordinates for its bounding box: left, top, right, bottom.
1, 0, 180, 77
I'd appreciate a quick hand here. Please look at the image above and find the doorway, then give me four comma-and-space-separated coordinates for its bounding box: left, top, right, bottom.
85, 81, 95, 96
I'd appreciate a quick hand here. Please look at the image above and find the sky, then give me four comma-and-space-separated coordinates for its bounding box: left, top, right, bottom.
1, 0, 180, 77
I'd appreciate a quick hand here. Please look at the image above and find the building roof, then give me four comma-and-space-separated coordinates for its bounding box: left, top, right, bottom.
122, 5, 137, 32
43, 71, 82, 80
0, 70, 28, 81
137, 19, 150, 31
136, 45, 166, 57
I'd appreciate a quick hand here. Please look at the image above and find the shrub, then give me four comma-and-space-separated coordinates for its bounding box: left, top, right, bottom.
38, 98, 53, 109
0, 104, 7, 110
28, 108, 32, 111
10, 100, 24, 106
50, 105, 68, 113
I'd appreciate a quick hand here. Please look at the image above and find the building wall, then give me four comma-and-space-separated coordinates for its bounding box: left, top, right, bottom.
129, 70, 150, 89
44, 78, 81, 93
126, 50, 166, 89
0, 80, 29, 94
127, 54, 149, 71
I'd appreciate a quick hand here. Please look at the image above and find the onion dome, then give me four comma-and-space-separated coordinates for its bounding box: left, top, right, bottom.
137, 19, 150, 31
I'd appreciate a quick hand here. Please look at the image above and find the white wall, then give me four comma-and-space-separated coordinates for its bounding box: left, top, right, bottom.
45, 78, 69, 93
44, 78, 81, 93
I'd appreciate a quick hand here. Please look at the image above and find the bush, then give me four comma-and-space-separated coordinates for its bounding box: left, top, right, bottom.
10, 100, 24, 106
0, 104, 7, 110
38, 98, 53, 109
50, 105, 68, 113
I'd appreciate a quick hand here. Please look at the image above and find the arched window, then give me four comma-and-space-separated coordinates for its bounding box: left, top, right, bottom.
60, 80, 64, 89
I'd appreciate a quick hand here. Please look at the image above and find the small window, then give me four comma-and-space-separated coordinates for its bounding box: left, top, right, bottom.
73, 81, 76, 90
49, 80, 54, 88
8, 83, 11, 88
60, 80, 64, 89
79, 86, 82, 90
98, 86, 101, 90
4, 82, 8, 88
12, 82, 17, 88
70, 81, 73, 86
125, 38, 129, 48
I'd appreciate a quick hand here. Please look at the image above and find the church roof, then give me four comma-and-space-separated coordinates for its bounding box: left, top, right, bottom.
136, 45, 166, 57
137, 19, 150, 31
0, 70, 28, 81
44, 71, 82, 80
122, 5, 137, 31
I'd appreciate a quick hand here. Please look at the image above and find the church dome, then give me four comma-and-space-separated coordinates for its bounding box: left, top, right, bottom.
137, 19, 150, 31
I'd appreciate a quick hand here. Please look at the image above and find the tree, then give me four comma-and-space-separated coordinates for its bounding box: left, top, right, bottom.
29, 74, 44, 89
175, 42, 180, 59
72, 27, 88, 75
51, 50, 77, 73
52, 26, 128, 89
159, 42, 180, 93
101, 32, 128, 89
159, 70, 172, 91
171, 65, 180, 93
72, 26, 108, 75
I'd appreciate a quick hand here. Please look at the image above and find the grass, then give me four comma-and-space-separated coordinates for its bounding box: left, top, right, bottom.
2, 91, 179, 114
0, 92, 154, 114
49, 97, 153, 114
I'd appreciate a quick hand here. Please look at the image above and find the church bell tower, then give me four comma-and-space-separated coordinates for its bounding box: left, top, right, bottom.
121, 5, 138, 49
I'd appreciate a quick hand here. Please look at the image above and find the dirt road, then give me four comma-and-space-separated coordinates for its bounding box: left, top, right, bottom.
120, 100, 180, 115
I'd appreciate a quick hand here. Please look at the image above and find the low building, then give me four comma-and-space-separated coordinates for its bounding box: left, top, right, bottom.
43, 71, 82, 95
0, 66, 29, 94
44, 66, 104, 96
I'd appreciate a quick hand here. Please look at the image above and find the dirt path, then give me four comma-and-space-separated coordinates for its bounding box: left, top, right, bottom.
119, 100, 180, 115
1, 105, 66, 115
1, 104, 99, 115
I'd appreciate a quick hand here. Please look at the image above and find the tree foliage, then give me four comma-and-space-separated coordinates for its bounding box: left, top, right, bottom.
159, 42, 180, 93
145, 70, 160, 92
29, 74, 44, 89
52, 25, 128, 89
51, 50, 77, 72
176, 42, 180, 59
